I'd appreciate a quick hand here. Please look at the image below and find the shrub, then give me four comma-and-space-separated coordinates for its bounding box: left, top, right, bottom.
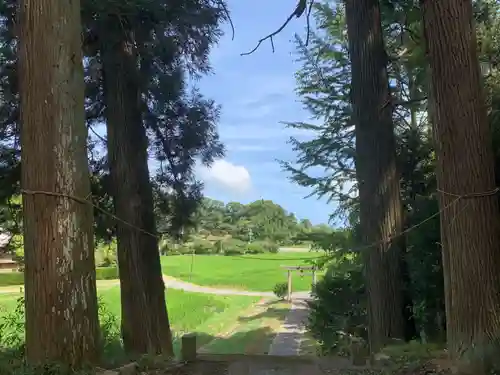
95, 239, 117, 267
192, 239, 214, 254
273, 282, 288, 299
98, 296, 124, 364
246, 241, 266, 254
263, 241, 279, 253
307, 256, 366, 355
0, 295, 25, 354
159, 237, 172, 255
96, 267, 119, 280
198, 229, 210, 237
213, 240, 223, 254
223, 238, 246, 256
10, 234, 24, 268
162, 245, 193, 256
0, 295, 125, 369
223, 247, 244, 255
211, 229, 227, 237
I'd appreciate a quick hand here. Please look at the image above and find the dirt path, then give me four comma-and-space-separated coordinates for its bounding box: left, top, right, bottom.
278, 247, 311, 252
0, 275, 311, 299
162, 275, 274, 297
162, 275, 311, 298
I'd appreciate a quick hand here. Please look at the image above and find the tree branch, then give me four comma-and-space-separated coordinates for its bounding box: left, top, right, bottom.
381, 96, 428, 110
215, 0, 235, 40
241, 0, 311, 56
88, 124, 107, 144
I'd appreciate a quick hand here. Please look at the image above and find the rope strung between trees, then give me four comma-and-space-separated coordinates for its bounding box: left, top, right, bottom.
20, 186, 500, 262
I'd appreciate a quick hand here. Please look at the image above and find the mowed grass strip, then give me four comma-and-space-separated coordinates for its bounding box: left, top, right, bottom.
0, 287, 260, 355
201, 300, 291, 355
160, 252, 325, 292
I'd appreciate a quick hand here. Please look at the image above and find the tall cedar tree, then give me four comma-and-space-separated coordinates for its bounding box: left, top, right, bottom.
344, 0, 408, 351
422, 0, 500, 370
100, 20, 174, 355
18, 0, 100, 366
1, 7, 225, 357
91, 2, 225, 354
286, 1, 439, 342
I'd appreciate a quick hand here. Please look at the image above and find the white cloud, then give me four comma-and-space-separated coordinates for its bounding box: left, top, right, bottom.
199, 159, 251, 193
221, 124, 315, 141
227, 144, 273, 152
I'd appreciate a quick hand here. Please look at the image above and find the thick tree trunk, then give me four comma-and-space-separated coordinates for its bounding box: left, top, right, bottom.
344, 0, 407, 352
422, 0, 500, 370
426, 70, 449, 344
100, 22, 174, 356
19, 0, 100, 366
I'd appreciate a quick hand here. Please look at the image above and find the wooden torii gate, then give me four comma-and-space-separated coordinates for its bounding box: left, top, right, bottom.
281, 265, 317, 301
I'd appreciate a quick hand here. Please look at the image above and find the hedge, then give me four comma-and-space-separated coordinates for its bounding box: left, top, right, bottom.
0, 267, 119, 287
95, 267, 119, 280
0, 272, 23, 287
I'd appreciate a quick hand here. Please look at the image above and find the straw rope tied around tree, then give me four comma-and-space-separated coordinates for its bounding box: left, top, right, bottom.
19, 186, 500, 262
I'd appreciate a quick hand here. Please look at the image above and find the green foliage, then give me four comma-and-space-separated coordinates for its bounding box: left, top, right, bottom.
280, 2, 355, 218
191, 239, 214, 255
0, 296, 123, 370
95, 267, 119, 280
286, 0, 458, 349
10, 234, 23, 264
212, 239, 223, 254
0, 296, 24, 353
95, 239, 117, 267
192, 197, 329, 245
245, 241, 266, 254
0, 295, 124, 372
222, 238, 246, 255
0, 0, 229, 246
97, 296, 124, 365
0, 288, 259, 371
263, 241, 279, 253
245, 240, 279, 254
273, 282, 288, 300
307, 254, 366, 355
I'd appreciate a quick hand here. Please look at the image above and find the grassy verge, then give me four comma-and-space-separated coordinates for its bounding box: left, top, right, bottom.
0, 287, 260, 357
201, 299, 291, 354
160, 252, 325, 292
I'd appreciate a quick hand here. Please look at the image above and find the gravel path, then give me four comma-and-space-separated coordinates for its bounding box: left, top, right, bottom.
268, 297, 310, 356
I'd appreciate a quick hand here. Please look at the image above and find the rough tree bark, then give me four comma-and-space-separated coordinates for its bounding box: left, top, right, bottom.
422, 0, 500, 371
344, 0, 408, 352
19, 0, 100, 366
100, 20, 174, 356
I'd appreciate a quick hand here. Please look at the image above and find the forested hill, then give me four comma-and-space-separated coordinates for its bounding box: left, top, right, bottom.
190, 197, 332, 244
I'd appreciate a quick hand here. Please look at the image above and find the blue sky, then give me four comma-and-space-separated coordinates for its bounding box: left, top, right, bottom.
195, 0, 334, 225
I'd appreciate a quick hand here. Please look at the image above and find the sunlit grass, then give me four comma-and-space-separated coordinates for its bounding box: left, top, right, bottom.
160, 252, 325, 292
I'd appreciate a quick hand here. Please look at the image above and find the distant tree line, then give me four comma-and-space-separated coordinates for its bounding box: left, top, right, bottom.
156, 197, 336, 255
